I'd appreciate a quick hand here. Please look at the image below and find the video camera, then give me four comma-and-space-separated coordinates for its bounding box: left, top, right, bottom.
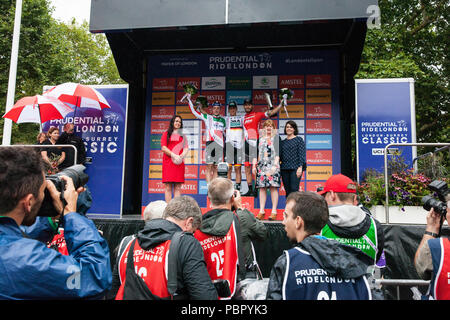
38, 165, 89, 217
422, 180, 448, 217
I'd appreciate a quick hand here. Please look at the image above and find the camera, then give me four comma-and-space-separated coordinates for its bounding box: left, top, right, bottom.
422, 180, 448, 217
213, 279, 231, 298
38, 165, 89, 217
217, 161, 229, 178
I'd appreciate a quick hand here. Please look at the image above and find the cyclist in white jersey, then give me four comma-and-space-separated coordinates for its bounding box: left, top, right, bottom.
186, 94, 226, 184
224, 101, 244, 191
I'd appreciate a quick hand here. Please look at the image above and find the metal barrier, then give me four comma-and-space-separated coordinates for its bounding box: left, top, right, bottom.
0, 144, 78, 167
383, 142, 450, 223
375, 279, 430, 300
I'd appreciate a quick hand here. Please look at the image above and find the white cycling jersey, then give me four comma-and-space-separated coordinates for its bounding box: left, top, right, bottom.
225, 115, 244, 149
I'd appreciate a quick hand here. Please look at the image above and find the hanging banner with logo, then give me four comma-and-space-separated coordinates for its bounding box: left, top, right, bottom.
355, 79, 416, 182
142, 51, 340, 211
43, 85, 129, 218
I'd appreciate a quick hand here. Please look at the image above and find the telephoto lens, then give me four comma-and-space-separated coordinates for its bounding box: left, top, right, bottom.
422, 195, 447, 216
217, 162, 229, 178
38, 165, 89, 217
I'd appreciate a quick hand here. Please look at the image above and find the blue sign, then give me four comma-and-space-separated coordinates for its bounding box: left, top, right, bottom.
306, 135, 333, 149
44, 85, 129, 218
355, 79, 416, 182
142, 50, 342, 210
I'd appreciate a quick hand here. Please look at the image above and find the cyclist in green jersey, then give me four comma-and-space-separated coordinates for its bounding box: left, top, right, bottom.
186, 94, 226, 184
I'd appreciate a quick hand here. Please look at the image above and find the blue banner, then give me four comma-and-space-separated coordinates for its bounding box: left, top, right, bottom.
43, 85, 129, 218
355, 79, 416, 182
143, 50, 341, 212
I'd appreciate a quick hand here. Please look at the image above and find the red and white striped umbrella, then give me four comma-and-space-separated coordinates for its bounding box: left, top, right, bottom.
2, 95, 73, 124
44, 82, 111, 110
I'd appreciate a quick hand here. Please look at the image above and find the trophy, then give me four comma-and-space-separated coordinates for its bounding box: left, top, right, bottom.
279, 88, 293, 117
180, 83, 198, 103
264, 92, 274, 110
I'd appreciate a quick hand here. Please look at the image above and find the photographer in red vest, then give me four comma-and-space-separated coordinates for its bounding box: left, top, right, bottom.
194, 177, 246, 299
112, 196, 218, 300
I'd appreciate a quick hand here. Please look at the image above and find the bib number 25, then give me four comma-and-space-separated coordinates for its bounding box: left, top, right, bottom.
211, 250, 225, 277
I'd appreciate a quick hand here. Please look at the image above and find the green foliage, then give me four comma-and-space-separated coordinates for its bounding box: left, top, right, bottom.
0, 0, 124, 144
356, 0, 449, 149
417, 152, 449, 180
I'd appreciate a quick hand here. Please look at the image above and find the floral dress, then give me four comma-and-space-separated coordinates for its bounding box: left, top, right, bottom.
255, 135, 281, 188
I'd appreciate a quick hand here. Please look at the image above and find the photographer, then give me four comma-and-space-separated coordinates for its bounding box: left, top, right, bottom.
111, 196, 218, 300
233, 189, 268, 279
194, 177, 248, 299
414, 192, 450, 300
0, 147, 111, 299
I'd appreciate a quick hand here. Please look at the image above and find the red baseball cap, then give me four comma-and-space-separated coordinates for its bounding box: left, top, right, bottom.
318, 174, 357, 195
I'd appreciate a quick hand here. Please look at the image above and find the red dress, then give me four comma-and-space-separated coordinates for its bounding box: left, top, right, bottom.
161, 131, 187, 183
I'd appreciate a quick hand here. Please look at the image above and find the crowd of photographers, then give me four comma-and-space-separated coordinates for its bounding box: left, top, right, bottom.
0, 146, 448, 300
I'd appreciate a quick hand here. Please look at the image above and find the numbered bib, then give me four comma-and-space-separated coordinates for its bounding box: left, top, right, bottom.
282, 246, 371, 300
195, 221, 239, 299
116, 237, 171, 299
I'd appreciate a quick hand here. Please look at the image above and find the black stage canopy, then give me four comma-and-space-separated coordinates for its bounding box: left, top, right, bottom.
90, 0, 377, 214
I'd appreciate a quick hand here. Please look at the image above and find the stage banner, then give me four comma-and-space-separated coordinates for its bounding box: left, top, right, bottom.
43, 85, 129, 218
355, 79, 416, 182
142, 51, 340, 211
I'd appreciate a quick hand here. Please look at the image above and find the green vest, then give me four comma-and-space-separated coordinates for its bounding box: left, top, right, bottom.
321, 217, 378, 263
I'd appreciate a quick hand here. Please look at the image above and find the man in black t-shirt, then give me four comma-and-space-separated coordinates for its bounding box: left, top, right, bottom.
57, 123, 86, 169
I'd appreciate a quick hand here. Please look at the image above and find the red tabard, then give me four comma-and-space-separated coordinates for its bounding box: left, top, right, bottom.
194, 221, 239, 299
434, 238, 450, 300
115, 238, 171, 300
47, 230, 69, 256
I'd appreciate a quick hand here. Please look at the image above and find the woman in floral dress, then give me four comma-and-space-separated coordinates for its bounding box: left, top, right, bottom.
252, 119, 281, 220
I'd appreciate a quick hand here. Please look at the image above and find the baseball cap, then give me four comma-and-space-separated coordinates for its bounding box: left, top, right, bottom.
243, 99, 252, 105
228, 101, 237, 108
212, 101, 221, 107
318, 174, 357, 195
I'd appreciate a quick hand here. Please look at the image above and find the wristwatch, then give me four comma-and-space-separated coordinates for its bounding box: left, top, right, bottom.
424, 231, 438, 238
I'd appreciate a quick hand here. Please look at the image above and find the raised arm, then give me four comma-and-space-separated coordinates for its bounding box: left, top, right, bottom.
267, 100, 283, 117
186, 94, 206, 119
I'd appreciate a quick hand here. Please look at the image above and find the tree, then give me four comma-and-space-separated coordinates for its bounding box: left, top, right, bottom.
356, 0, 449, 147
0, 0, 124, 144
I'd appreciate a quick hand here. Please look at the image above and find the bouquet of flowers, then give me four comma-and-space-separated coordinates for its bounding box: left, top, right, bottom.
46, 154, 62, 175
279, 88, 293, 101
183, 83, 198, 95
180, 84, 198, 103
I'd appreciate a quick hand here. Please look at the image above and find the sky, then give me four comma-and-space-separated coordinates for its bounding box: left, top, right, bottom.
49, 0, 91, 24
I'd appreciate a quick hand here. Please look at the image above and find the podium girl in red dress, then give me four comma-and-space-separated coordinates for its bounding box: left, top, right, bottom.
161, 115, 189, 203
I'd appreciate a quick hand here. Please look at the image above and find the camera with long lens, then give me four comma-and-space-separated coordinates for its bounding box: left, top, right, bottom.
422, 180, 448, 217
38, 164, 89, 217
217, 161, 229, 178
